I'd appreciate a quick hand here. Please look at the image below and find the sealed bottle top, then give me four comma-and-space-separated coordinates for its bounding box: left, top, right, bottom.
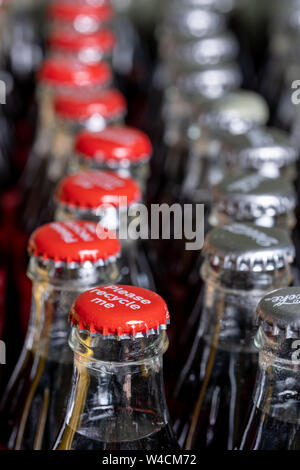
212, 173, 296, 222
197, 90, 269, 134
169, 0, 235, 13
256, 286, 300, 340
49, 1, 114, 31
70, 284, 169, 337
75, 126, 152, 167
38, 57, 112, 89
165, 32, 239, 68
55, 170, 142, 210
28, 220, 120, 265
177, 63, 241, 100
164, 8, 225, 39
54, 88, 127, 125
223, 127, 298, 176
203, 222, 295, 272
48, 29, 116, 59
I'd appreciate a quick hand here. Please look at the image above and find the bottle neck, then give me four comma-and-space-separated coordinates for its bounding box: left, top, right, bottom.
252, 327, 300, 424
199, 261, 292, 352
61, 328, 170, 444
25, 257, 120, 362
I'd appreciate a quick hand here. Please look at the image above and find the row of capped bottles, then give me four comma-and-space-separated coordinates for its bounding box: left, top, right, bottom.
1, 0, 300, 452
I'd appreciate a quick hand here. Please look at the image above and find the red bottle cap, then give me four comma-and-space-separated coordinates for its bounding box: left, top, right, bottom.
28, 221, 120, 264
75, 126, 153, 164
54, 88, 127, 121
38, 58, 112, 88
48, 29, 116, 54
56, 170, 142, 209
49, 1, 113, 25
70, 285, 170, 336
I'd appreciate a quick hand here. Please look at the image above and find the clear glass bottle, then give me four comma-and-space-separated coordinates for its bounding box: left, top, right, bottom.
159, 7, 226, 58
72, 125, 152, 194
210, 172, 297, 230
20, 57, 113, 235
160, 53, 242, 201
148, 63, 241, 206
54, 169, 156, 291
166, 0, 236, 14
0, 220, 121, 450
238, 286, 300, 450
53, 284, 179, 450
171, 222, 294, 450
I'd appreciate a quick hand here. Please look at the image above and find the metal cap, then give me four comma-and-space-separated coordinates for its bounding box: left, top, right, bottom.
169, 32, 239, 68
223, 127, 298, 171
198, 90, 269, 134
165, 8, 225, 39
177, 63, 241, 99
170, 0, 235, 13
203, 222, 295, 272
213, 172, 296, 221
256, 287, 300, 338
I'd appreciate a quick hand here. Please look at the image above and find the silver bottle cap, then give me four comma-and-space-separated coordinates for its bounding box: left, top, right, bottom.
223, 127, 298, 172
170, 0, 235, 13
256, 287, 300, 338
169, 32, 239, 68
178, 63, 241, 99
213, 173, 296, 221
204, 222, 294, 272
166, 8, 225, 39
198, 90, 269, 134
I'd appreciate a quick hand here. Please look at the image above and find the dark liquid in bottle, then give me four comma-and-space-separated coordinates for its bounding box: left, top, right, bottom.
0, 351, 73, 450
239, 407, 300, 450
172, 342, 257, 450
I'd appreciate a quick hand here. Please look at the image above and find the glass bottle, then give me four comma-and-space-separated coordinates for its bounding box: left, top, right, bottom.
149, 3, 240, 202
181, 90, 270, 206
72, 125, 152, 194
171, 222, 294, 450
20, 57, 113, 235
154, 89, 267, 321
53, 284, 179, 450
54, 169, 156, 291
238, 286, 300, 450
0, 220, 121, 450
